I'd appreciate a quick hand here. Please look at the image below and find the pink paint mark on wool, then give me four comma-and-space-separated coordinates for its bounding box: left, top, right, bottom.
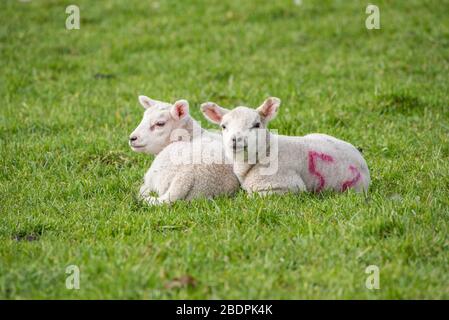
341, 165, 361, 191
308, 151, 334, 192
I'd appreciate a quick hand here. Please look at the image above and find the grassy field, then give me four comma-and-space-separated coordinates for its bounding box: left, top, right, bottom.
1, 0, 448, 299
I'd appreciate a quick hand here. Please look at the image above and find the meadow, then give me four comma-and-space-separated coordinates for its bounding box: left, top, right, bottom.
0, 0, 448, 299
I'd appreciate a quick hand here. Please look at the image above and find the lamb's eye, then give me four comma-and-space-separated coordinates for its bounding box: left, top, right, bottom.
221, 124, 226, 130
155, 121, 166, 127
252, 123, 261, 129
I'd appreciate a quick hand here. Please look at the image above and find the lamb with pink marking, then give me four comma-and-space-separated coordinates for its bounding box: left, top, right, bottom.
201, 97, 370, 195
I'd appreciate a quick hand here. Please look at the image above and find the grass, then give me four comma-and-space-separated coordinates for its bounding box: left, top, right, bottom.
1, 0, 448, 299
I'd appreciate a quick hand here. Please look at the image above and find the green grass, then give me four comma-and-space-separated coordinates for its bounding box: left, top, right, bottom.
1, 0, 449, 299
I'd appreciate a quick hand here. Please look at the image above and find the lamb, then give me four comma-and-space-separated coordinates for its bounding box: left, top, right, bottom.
201, 97, 370, 195
129, 95, 239, 205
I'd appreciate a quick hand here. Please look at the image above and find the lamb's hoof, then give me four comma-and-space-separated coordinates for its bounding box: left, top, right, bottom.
143, 196, 162, 206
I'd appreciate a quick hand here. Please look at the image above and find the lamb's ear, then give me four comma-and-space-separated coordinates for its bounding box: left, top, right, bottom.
257, 97, 281, 122
170, 99, 189, 120
201, 102, 229, 124
138, 95, 158, 109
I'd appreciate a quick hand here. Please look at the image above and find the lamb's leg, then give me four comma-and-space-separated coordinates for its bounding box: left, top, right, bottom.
143, 173, 195, 206
142, 196, 163, 206
139, 184, 153, 199
139, 186, 163, 206
138, 183, 160, 204
159, 173, 195, 203
251, 175, 307, 197
255, 189, 291, 196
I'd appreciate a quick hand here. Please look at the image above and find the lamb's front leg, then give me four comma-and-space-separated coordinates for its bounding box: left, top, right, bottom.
139, 181, 165, 206
139, 187, 163, 206
247, 172, 307, 197
141, 173, 195, 206
139, 183, 153, 199
141, 196, 164, 206
254, 189, 291, 196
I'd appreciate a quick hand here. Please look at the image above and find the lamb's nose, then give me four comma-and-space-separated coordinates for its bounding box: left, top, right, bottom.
129, 136, 138, 142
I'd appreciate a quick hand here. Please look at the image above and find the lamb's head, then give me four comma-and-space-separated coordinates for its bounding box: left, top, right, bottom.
129, 95, 190, 154
201, 97, 280, 158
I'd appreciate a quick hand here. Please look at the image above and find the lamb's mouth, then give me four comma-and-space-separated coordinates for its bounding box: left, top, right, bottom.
131, 144, 146, 149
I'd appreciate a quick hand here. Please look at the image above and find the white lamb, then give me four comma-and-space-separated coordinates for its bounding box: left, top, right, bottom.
129, 96, 239, 205
201, 97, 370, 195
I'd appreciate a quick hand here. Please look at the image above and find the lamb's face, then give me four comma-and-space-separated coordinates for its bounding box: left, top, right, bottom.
201, 97, 281, 158
220, 107, 265, 152
129, 96, 189, 155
